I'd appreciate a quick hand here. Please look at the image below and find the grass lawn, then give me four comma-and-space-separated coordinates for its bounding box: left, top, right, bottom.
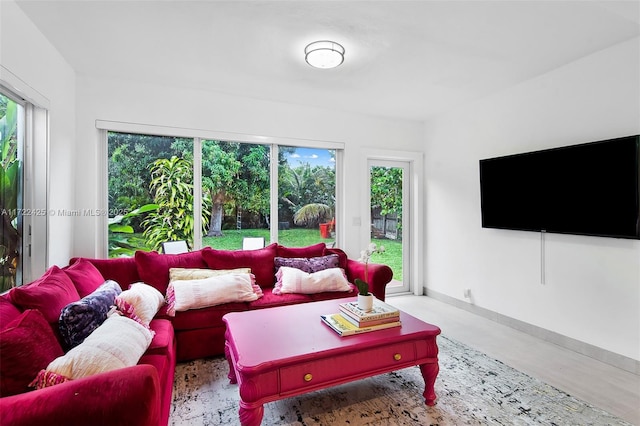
202, 228, 335, 250
369, 238, 402, 281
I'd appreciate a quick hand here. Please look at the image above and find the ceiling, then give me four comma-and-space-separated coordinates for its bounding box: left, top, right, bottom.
16, 0, 640, 122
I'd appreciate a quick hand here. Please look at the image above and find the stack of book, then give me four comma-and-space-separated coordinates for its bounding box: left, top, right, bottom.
321, 299, 401, 336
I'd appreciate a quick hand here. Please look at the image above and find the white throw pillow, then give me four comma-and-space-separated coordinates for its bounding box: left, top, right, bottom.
169, 267, 251, 282
273, 267, 352, 295
35, 315, 152, 387
166, 273, 261, 316
115, 282, 165, 325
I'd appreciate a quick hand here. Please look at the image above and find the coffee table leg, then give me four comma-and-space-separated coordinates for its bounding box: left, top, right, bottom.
224, 342, 237, 384
239, 401, 264, 426
420, 362, 439, 406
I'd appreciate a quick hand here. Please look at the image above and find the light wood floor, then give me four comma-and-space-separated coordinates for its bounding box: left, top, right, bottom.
388, 294, 640, 425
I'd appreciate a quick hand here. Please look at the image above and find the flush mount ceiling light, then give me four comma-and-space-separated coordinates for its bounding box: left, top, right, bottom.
304, 40, 345, 69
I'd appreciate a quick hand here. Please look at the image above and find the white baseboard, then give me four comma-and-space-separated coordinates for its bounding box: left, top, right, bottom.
424, 287, 640, 375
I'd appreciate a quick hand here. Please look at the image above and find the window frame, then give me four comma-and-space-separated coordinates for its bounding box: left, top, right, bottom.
98, 120, 344, 256
0, 75, 49, 285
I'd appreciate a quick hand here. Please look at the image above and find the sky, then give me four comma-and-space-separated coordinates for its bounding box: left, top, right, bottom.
286, 147, 335, 168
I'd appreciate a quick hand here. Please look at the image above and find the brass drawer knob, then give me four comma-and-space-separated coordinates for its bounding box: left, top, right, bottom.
394, 353, 402, 361
304, 373, 313, 382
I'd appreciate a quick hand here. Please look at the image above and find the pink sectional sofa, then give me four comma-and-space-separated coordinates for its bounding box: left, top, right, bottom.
0, 243, 392, 426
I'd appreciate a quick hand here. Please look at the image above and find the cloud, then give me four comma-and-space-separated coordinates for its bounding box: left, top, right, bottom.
287, 148, 334, 168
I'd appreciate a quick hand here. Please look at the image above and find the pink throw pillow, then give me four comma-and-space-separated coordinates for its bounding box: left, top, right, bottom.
325, 247, 348, 269
62, 258, 106, 298
9, 266, 80, 324
0, 297, 21, 331
276, 243, 326, 258
70, 257, 139, 290
135, 250, 208, 294
202, 244, 277, 287
0, 309, 64, 396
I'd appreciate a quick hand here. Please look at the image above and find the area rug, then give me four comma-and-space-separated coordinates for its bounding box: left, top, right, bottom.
170, 335, 630, 425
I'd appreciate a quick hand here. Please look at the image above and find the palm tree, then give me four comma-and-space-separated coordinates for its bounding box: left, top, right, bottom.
293, 203, 333, 228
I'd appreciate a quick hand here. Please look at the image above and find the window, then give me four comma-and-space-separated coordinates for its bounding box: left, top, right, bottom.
278, 146, 336, 247
200, 140, 270, 250
0, 90, 24, 290
105, 128, 340, 256
107, 132, 195, 256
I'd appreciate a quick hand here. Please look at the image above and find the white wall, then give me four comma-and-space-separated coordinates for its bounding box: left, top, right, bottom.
424, 37, 640, 361
74, 75, 424, 259
0, 0, 76, 274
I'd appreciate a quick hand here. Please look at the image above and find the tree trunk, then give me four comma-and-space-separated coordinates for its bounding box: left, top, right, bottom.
206, 190, 225, 237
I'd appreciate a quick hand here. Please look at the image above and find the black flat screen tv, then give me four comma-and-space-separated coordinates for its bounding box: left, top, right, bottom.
479, 135, 640, 239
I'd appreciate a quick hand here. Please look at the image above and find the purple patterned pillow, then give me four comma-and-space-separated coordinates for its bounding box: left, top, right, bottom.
58, 280, 121, 349
274, 254, 340, 274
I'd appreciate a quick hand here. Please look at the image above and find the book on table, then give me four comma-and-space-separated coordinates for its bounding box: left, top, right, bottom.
321, 313, 401, 337
339, 312, 400, 328
338, 298, 400, 327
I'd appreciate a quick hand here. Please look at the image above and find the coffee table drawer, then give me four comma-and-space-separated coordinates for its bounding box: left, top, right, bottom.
279, 341, 416, 393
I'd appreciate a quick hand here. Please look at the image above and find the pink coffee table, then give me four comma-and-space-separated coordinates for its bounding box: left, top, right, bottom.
223, 297, 441, 426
